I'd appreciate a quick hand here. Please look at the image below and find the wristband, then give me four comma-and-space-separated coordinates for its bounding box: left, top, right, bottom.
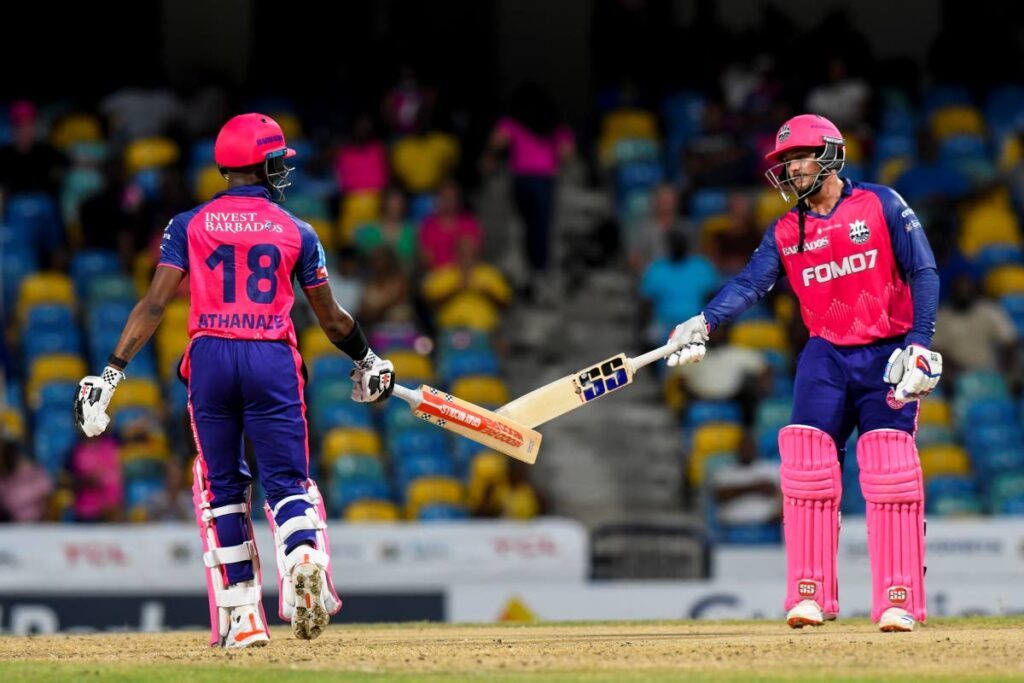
107, 353, 128, 370
333, 322, 369, 361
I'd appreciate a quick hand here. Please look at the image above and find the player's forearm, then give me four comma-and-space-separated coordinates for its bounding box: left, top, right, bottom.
108, 296, 166, 368
906, 267, 939, 348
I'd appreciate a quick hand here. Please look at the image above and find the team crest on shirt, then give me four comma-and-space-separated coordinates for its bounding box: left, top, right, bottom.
849, 220, 870, 244
777, 124, 790, 143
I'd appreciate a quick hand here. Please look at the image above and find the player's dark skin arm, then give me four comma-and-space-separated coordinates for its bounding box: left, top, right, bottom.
304, 283, 357, 344
109, 266, 185, 367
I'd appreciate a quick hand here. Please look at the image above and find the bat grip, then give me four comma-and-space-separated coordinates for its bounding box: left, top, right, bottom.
630, 341, 689, 371
391, 384, 421, 407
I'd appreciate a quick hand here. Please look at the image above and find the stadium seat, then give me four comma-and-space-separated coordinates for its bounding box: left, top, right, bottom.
124, 137, 180, 174
729, 320, 787, 353
918, 398, 952, 426
1002, 293, 1024, 333
51, 113, 104, 150
755, 189, 793, 229
930, 105, 986, 139
322, 427, 381, 465
286, 194, 330, 221
307, 217, 336, 251
685, 401, 743, 428
32, 380, 78, 413
960, 206, 1021, 256
17, 272, 76, 322
60, 167, 105, 229
988, 472, 1024, 514
310, 354, 355, 381
417, 503, 469, 521
916, 423, 956, 449
344, 499, 400, 522
438, 349, 498, 384
332, 477, 391, 512
969, 443, 1024, 477
448, 376, 509, 408
689, 188, 729, 221
110, 379, 161, 414
332, 455, 385, 484
465, 451, 510, 512
389, 350, 436, 384
23, 327, 83, 366
300, 326, 342, 365
87, 274, 138, 303
339, 191, 381, 244
313, 400, 374, 434
920, 444, 972, 478
29, 354, 86, 405
963, 397, 1019, 426
193, 164, 225, 202
383, 400, 422, 437
404, 476, 464, 519
691, 423, 744, 459
984, 264, 1024, 297
756, 430, 781, 460
391, 428, 451, 462
70, 250, 123, 299
395, 451, 456, 494
33, 409, 78, 476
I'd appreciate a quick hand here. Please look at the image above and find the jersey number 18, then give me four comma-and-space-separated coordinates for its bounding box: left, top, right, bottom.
205, 244, 281, 304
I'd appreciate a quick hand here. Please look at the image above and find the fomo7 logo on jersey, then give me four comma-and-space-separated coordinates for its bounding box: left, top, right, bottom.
577, 356, 629, 401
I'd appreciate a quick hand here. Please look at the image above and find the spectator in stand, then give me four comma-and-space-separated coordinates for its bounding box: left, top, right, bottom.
79, 157, 153, 266
0, 420, 52, 522
708, 191, 761, 276
682, 101, 749, 191
674, 323, 771, 422
640, 227, 719, 347
357, 246, 415, 329
354, 186, 417, 270
382, 65, 436, 138
390, 113, 459, 195
335, 112, 389, 194
422, 237, 512, 334
419, 179, 484, 270
70, 435, 123, 522
0, 100, 67, 197
628, 183, 695, 274
804, 56, 871, 131
932, 273, 1018, 382
710, 433, 782, 527
482, 83, 576, 295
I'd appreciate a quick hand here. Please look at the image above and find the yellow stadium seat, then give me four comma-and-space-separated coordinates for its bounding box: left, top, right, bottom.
29, 354, 87, 404
929, 106, 986, 139
388, 350, 435, 384
339, 191, 381, 244
918, 399, 951, 426
598, 109, 660, 165
51, 114, 103, 150
503, 482, 541, 519
730, 320, 788, 353
323, 427, 381, 464
844, 134, 865, 163
308, 218, 336, 251
699, 214, 732, 250
877, 157, 911, 186
121, 440, 170, 463
111, 378, 162, 414
920, 445, 971, 479
3, 408, 25, 442
17, 272, 76, 321
344, 499, 400, 522
691, 423, 744, 459
755, 189, 794, 229
405, 476, 464, 519
162, 299, 190, 328
466, 451, 510, 512
300, 327, 342, 365
999, 135, 1022, 173
125, 137, 181, 174
959, 206, 1022, 256
194, 164, 226, 202
984, 264, 1024, 297
449, 376, 509, 408
270, 112, 303, 141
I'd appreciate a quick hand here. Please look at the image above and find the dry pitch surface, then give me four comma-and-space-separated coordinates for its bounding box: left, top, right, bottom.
1, 618, 1023, 682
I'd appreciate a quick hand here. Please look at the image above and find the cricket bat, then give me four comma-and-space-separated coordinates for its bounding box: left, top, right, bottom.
495, 340, 685, 428
392, 384, 542, 464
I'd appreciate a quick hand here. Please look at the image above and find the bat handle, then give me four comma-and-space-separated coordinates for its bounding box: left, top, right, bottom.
391, 384, 421, 407
630, 340, 689, 371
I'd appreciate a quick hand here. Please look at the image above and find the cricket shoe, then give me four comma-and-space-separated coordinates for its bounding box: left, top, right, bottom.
878, 607, 915, 632
288, 547, 331, 641
786, 599, 826, 629
224, 604, 269, 649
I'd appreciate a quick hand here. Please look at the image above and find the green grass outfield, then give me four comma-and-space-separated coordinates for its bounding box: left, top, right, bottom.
2, 617, 1023, 682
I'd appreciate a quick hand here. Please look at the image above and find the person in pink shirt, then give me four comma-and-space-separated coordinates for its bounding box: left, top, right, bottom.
483, 84, 575, 294
69, 436, 122, 521
667, 115, 942, 634
0, 437, 53, 522
418, 179, 483, 270
334, 113, 388, 193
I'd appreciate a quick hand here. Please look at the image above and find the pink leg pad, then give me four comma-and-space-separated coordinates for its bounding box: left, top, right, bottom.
778, 425, 842, 615
857, 429, 926, 622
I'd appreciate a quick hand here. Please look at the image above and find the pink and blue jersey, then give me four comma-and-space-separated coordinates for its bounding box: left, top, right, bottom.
158, 184, 329, 347
704, 179, 938, 348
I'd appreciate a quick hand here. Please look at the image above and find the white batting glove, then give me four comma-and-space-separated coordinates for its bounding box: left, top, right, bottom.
883, 345, 943, 407
666, 313, 710, 367
74, 366, 125, 437
349, 351, 395, 403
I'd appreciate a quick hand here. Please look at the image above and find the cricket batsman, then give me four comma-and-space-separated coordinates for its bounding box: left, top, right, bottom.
73, 113, 396, 648
667, 114, 942, 632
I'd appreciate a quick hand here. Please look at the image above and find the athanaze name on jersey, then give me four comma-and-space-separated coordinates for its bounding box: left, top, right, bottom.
204, 212, 283, 233
197, 313, 287, 330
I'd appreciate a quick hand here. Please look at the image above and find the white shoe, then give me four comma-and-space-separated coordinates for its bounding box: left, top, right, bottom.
879, 607, 915, 632
786, 599, 825, 629
289, 549, 330, 641
224, 604, 269, 649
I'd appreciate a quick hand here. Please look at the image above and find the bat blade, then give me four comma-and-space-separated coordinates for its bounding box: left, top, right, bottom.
407, 385, 542, 464
496, 352, 635, 428
496, 342, 684, 428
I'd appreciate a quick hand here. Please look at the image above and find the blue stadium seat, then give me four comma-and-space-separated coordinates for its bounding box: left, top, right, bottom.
313, 400, 374, 434
452, 438, 491, 477
719, 522, 781, 544
87, 274, 137, 304
616, 160, 663, 201
310, 355, 355, 381
438, 328, 493, 355
964, 398, 1019, 426
688, 188, 729, 221
756, 430, 780, 460
125, 477, 165, 510
926, 475, 982, 516
1002, 294, 1024, 334
874, 133, 916, 162
417, 503, 469, 521
974, 244, 1023, 274
23, 327, 83, 364
987, 472, 1024, 514
921, 85, 973, 118
35, 381, 79, 413
33, 409, 78, 476
331, 477, 391, 512
5, 192, 62, 248
332, 455, 386, 483
661, 90, 706, 139
70, 250, 123, 300
26, 304, 75, 332
394, 452, 455, 495
938, 134, 989, 165
1, 241, 38, 315
957, 370, 1009, 401
165, 377, 189, 418
984, 85, 1024, 139
916, 424, 956, 448
685, 401, 743, 428
438, 349, 500, 385
391, 428, 451, 462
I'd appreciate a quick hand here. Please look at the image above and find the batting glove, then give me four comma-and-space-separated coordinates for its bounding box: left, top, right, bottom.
666, 313, 710, 367
74, 366, 125, 437
349, 351, 395, 403
883, 345, 943, 407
